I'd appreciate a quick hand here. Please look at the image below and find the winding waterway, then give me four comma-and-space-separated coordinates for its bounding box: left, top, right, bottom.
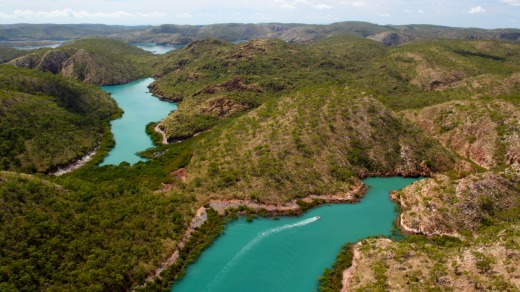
172, 177, 420, 291
100, 78, 177, 165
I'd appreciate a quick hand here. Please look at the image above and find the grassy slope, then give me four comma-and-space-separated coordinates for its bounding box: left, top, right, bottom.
366, 39, 520, 110
183, 86, 457, 204
0, 65, 118, 173
8, 38, 157, 85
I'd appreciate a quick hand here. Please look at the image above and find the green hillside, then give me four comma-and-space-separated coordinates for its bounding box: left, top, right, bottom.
364, 39, 520, 110
8, 38, 157, 85
183, 86, 457, 203
153, 37, 386, 140
0, 65, 118, 172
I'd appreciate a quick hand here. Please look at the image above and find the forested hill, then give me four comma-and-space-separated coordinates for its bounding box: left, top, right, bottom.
152, 37, 520, 142
6, 38, 157, 85
0, 65, 118, 172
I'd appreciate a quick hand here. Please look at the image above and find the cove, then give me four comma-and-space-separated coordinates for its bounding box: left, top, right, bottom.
100, 78, 177, 165
172, 177, 420, 291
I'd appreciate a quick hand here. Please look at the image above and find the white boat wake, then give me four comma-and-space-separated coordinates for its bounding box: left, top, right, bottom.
206, 216, 319, 290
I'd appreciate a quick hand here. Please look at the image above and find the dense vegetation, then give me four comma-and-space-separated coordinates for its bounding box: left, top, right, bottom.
0, 46, 24, 63
8, 38, 157, 85
152, 37, 520, 142
0, 65, 118, 172
0, 136, 202, 291
184, 86, 457, 203
152, 37, 386, 140
0, 29, 519, 291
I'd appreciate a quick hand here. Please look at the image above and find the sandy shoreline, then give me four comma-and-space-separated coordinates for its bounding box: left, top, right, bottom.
49, 145, 99, 176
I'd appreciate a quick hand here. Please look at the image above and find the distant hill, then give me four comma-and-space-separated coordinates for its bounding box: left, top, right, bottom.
7, 38, 156, 85
110, 22, 520, 45
0, 23, 149, 41
0, 22, 519, 46
0, 65, 118, 172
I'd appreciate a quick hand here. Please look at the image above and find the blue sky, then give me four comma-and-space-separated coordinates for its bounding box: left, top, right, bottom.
0, 0, 518, 28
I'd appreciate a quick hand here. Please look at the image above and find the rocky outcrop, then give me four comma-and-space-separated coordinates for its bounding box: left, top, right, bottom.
367, 32, 407, 46
194, 77, 264, 96
394, 172, 519, 237
402, 100, 520, 170
36, 50, 71, 73
342, 236, 520, 291
199, 96, 248, 118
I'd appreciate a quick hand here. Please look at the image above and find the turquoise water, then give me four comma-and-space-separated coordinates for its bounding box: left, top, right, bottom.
132, 43, 185, 54
172, 177, 420, 292
100, 78, 177, 165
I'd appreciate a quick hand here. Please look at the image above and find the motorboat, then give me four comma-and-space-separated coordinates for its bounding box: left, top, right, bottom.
314, 216, 320, 220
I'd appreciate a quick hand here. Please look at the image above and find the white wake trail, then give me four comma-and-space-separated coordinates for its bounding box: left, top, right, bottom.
206, 216, 319, 290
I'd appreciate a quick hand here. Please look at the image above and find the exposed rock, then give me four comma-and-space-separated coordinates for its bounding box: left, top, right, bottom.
367, 32, 407, 46
199, 96, 248, 117
343, 235, 520, 291
36, 50, 70, 73
194, 77, 264, 96
8, 53, 40, 68
395, 172, 519, 236
402, 100, 520, 170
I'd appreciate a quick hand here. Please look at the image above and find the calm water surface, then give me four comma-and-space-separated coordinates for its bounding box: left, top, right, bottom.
172, 177, 420, 292
132, 43, 184, 54
100, 78, 177, 165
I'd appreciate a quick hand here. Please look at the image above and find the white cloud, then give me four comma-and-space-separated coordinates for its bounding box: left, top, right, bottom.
0, 11, 16, 19
272, 0, 295, 9
0, 9, 166, 19
418, 9, 424, 14
502, 0, 520, 6
378, 12, 390, 17
468, 6, 486, 14
313, 4, 332, 9
404, 9, 412, 13
175, 13, 192, 18
352, 1, 367, 7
